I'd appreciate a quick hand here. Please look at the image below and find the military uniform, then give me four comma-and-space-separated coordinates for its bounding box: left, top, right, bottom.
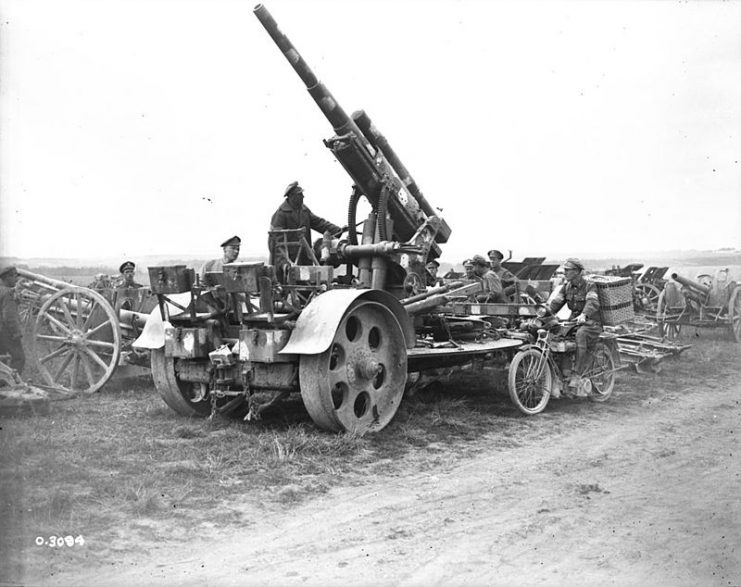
470, 255, 504, 302
199, 236, 241, 286
549, 273, 601, 374
0, 268, 25, 373
269, 182, 340, 267
113, 261, 143, 288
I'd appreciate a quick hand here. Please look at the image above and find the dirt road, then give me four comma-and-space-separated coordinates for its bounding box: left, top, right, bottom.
33, 373, 740, 587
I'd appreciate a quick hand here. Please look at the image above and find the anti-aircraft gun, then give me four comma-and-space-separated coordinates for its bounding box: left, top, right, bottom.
254, 4, 451, 295
140, 5, 523, 435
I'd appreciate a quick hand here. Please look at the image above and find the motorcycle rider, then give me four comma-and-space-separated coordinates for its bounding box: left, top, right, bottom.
548, 258, 601, 389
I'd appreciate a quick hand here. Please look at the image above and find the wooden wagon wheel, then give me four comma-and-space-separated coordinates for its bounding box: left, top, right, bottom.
729, 285, 741, 343
31, 287, 122, 394
635, 283, 661, 312
656, 290, 682, 340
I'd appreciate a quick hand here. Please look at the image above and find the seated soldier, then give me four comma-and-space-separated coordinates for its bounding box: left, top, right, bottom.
425, 259, 444, 287
269, 182, 342, 276
200, 236, 241, 287
471, 254, 505, 302
463, 259, 476, 280
548, 258, 601, 389
487, 249, 517, 300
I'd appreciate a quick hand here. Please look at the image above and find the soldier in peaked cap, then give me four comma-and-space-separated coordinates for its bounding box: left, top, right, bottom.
425, 259, 444, 287
0, 265, 25, 373
269, 181, 342, 271
462, 259, 475, 280
114, 261, 143, 288
548, 257, 601, 392
199, 236, 241, 286
487, 249, 517, 299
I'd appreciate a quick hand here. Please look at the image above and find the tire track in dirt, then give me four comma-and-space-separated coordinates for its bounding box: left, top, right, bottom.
37, 380, 740, 587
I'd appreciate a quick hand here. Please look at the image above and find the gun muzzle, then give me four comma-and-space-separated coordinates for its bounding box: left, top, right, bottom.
671, 273, 711, 295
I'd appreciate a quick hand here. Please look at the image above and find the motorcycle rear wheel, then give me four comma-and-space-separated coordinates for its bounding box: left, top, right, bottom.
587, 342, 616, 402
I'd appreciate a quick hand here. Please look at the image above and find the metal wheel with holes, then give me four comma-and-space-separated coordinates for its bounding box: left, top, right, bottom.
299, 300, 408, 434
729, 285, 741, 343
635, 283, 661, 312
587, 341, 616, 402
507, 348, 553, 415
151, 349, 212, 417
32, 287, 121, 394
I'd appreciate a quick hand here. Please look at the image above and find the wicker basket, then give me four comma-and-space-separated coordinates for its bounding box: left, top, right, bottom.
587, 275, 635, 326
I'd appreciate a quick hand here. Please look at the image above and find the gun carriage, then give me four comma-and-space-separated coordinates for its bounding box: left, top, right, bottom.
656, 270, 741, 342
143, 5, 529, 434
15, 269, 153, 393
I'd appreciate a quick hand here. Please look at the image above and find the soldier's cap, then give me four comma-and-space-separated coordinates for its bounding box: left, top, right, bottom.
220, 236, 241, 248
487, 249, 504, 261
471, 254, 489, 267
463, 258, 474, 267
119, 261, 135, 273
426, 259, 440, 268
283, 181, 303, 198
563, 258, 584, 271
0, 264, 17, 277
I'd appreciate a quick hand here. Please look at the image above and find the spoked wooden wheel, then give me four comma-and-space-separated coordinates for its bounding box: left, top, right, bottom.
299, 300, 408, 434
635, 283, 661, 312
507, 348, 552, 415
729, 285, 741, 343
656, 290, 683, 341
32, 287, 121, 393
586, 342, 616, 402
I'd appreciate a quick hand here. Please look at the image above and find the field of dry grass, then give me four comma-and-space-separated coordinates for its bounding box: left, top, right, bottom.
1, 327, 739, 583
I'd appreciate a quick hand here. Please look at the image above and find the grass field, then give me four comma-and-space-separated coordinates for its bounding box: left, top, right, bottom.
1, 328, 740, 580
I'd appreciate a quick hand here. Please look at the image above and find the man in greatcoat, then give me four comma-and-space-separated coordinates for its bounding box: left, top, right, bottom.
269, 181, 341, 271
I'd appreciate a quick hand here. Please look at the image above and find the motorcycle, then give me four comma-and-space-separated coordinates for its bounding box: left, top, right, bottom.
506, 312, 619, 415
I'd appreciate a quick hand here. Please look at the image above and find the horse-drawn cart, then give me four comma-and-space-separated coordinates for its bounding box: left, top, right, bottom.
16, 269, 154, 393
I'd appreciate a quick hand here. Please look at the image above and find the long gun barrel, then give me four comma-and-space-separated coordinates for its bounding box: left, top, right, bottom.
253, 4, 450, 247
671, 273, 711, 296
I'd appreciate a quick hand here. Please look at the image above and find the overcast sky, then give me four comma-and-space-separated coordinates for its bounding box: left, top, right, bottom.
1, 0, 739, 264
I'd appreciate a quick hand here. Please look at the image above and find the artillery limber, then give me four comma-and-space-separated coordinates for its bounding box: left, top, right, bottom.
15, 269, 153, 393
656, 270, 741, 342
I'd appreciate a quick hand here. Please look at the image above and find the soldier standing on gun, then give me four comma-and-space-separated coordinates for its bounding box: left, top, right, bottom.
548, 258, 601, 389
269, 181, 342, 271
0, 265, 25, 374
199, 236, 241, 286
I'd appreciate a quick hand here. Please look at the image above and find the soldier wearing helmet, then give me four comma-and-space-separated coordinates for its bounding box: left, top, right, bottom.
548, 258, 601, 389
0, 265, 25, 373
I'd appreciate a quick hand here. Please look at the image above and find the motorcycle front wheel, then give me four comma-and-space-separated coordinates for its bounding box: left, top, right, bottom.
587, 341, 616, 402
508, 348, 553, 415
